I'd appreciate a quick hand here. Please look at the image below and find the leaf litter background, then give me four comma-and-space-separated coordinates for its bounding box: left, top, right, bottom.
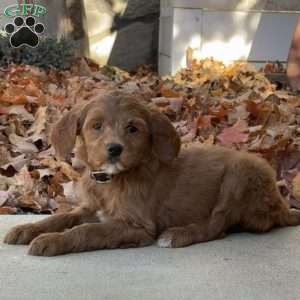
0, 58, 300, 214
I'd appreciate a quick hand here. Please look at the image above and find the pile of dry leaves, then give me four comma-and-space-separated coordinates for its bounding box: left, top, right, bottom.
0, 58, 299, 214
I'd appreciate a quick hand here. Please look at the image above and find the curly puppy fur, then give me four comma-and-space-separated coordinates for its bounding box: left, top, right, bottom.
4, 93, 300, 256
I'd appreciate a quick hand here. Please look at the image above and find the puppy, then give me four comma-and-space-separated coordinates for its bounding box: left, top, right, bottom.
4, 93, 300, 256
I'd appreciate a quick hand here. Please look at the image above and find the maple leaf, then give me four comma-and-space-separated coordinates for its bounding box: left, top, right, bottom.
217, 120, 249, 146
0, 106, 9, 115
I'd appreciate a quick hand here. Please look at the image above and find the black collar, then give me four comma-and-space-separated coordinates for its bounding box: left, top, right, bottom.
90, 171, 113, 183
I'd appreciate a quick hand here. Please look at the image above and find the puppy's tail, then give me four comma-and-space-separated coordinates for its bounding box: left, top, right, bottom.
273, 189, 300, 227
283, 208, 300, 226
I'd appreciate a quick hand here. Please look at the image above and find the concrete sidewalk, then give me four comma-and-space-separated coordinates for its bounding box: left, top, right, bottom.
1, 216, 300, 300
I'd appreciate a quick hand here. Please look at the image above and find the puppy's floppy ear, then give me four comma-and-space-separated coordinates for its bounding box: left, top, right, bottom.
149, 110, 181, 164
50, 104, 86, 161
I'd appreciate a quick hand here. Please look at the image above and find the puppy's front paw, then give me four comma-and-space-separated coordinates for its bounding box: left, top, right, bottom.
4, 224, 41, 245
28, 233, 69, 256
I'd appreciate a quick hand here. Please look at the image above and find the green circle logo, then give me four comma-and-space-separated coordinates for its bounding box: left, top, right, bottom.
4, 1, 47, 18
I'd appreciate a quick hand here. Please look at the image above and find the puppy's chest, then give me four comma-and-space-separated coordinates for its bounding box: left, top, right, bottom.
95, 209, 110, 222
93, 187, 130, 222
81, 175, 152, 223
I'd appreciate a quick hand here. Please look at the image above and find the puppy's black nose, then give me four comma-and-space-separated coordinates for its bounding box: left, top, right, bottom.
107, 143, 123, 157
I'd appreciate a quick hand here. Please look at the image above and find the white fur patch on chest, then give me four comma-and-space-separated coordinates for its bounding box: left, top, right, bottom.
96, 210, 109, 223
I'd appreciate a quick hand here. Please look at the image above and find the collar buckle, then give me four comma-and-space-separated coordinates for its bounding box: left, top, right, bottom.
90, 171, 113, 183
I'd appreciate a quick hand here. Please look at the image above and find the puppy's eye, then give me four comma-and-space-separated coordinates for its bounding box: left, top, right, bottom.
93, 122, 102, 130
127, 125, 138, 134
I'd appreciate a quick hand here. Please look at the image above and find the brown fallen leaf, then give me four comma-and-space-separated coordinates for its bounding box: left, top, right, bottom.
217, 120, 249, 146
0, 206, 17, 214
8, 105, 34, 121
197, 115, 213, 129
160, 86, 182, 98
0, 94, 28, 105
151, 97, 169, 107
293, 172, 300, 198
60, 162, 81, 181
168, 97, 183, 114
227, 104, 249, 124
202, 134, 215, 145
15, 167, 35, 192
27, 106, 47, 136
9, 133, 39, 153
0, 106, 9, 114
1, 154, 30, 172
62, 181, 77, 203
0, 146, 12, 166
17, 192, 42, 212
40, 157, 60, 169
0, 190, 10, 206
40, 158, 80, 181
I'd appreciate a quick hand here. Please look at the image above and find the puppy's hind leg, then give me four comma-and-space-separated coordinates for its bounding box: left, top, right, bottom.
257, 186, 300, 228
278, 208, 300, 227
157, 219, 226, 248
241, 186, 300, 232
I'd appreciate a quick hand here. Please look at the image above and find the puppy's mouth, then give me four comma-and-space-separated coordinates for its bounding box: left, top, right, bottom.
90, 162, 125, 183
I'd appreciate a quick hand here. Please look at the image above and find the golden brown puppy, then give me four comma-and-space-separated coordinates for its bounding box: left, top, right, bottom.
4, 93, 300, 256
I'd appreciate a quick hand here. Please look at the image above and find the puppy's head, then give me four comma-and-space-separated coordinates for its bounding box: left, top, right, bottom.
51, 93, 180, 177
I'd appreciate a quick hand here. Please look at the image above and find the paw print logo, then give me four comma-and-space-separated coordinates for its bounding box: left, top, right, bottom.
5, 16, 45, 48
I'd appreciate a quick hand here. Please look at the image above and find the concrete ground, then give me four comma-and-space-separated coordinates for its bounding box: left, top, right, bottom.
1, 216, 300, 300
